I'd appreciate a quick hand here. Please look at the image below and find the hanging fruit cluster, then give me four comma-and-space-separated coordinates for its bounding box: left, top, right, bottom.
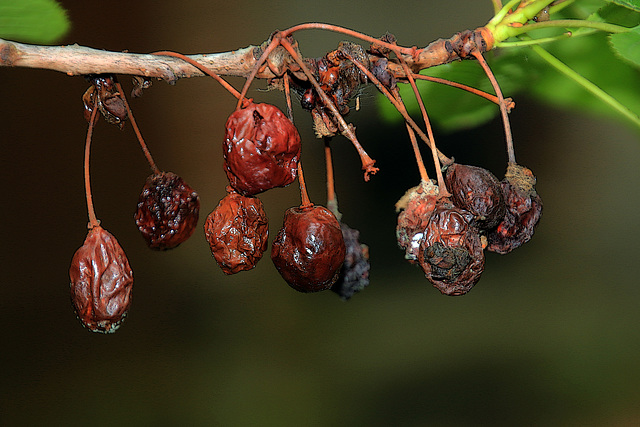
68, 23, 543, 333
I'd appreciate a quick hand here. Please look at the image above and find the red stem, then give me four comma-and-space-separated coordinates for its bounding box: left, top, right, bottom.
297, 162, 312, 208
84, 101, 100, 229
152, 50, 243, 101
114, 82, 160, 174
324, 139, 336, 203
472, 51, 516, 164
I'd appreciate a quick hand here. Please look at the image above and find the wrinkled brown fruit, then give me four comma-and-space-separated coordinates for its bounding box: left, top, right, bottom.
204, 188, 269, 275
444, 163, 506, 230
69, 226, 133, 333
135, 171, 200, 250
223, 102, 301, 196
331, 223, 370, 301
396, 180, 439, 263
487, 164, 543, 254
418, 201, 485, 296
271, 205, 346, 293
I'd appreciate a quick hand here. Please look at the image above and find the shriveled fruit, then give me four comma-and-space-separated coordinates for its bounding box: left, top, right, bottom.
331, 223, 370, 301
444, 163, 506, 230
395, 180, 439, 263
223, 102, 301, 196
69, 226, 133, 333
204, 187, 269, 275
487, 163, 543, 254
418, 200, 485, 296
271, 205, 346, 292
134, 171, 200, 250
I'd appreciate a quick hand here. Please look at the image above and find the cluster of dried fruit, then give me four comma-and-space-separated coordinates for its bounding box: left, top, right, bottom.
396, 162, 542, 296
205, 100, 369, 297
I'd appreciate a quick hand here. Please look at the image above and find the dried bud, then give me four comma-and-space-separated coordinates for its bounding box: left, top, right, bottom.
444, 163, 506, 230
69, 226, 133, 333
223, 102, 301, 196
271, 205, 346, 292
332, 223, 370, 300
486, 164, 543, 254
396, 180, 439, 262
418, 201, 485, 295
204, 187, 269, 274
134, 172, 200, 250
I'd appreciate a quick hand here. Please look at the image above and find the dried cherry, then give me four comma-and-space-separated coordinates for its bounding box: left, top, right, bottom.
69, 226, 133, 333
223, 102, 301, 196
134, 171, 200, 250
331, 223, 370, 300
486, 164, 543, 254
395, 180, 439, 263
271, 205, 346, 292
204, 187, 269, 275
418, 200, 485, 296
444, 163, 506, 230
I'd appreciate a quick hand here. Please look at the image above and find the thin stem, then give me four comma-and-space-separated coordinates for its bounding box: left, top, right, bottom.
236, 37, 281, 110
297, 162, 312, 208
114, 82, 160, 174
492, 0, 503, 14
472, 51, 516, 164
506, 19, 632, 38
528, 41, 640, 129
152, 50, 242, 100
398, 59, 447, 193
411, 73, 515, 110
405, 124, 430, 183
283, 74, 294, 122
324, 139, 336, 203
494, 31, 572, 47
84, 100, 100, 229
282, 23, 415, 56
488, 0, 522, 28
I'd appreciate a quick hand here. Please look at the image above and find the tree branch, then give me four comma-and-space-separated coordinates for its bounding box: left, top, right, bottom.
0, 38, 275, 83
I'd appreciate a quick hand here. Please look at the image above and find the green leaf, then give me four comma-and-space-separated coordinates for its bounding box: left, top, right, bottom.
609, 0, 640, 12
0, 0, 70, 44
610, 25, 640, 67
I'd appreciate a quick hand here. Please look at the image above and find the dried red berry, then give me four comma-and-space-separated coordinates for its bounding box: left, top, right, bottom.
69, 226, 133, 333
204, 187, 269, 275
444, 163, 506, 230
418, 201, 485, 295
134, 171, 200, 250
395, 180, 439, 263
271, 205, 346, 292
486, 164, 543, 254
223, 102, 301, 196
331, 223, 370, 300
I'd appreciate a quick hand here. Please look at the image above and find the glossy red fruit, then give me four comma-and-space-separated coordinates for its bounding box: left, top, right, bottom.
444, 163, 506, 230
486, 164, 543, 254
69, 226, 133, 333
271, 205, 346, 292
418, 201, 485, 296
395, 180, 439, 263
223, 102, 301, 196
134, 171, 200, 250
204, 187, 269, 275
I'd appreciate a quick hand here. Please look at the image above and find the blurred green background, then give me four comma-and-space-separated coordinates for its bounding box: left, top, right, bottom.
2, 1, 640, 425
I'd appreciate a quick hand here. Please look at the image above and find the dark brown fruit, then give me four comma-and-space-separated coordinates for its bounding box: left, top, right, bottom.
444, 163, 506, 230
418, 201, 485, 296
395, 180, 439, 263
271, 205, 346, 292
486, 164, 543, 254
331, 223, 370, 301
134, 171, 200, 250
204, 187, 269, 275
69, 226, 133, 333
223, 102, 302, 196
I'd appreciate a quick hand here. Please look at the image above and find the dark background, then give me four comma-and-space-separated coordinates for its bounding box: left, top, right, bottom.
2, 1, 640, 425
